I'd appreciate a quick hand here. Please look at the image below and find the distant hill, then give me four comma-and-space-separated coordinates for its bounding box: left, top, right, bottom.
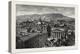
16, 13, 75, 23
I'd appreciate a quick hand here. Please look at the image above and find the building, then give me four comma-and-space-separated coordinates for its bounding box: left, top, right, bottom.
51, 28, 65, 40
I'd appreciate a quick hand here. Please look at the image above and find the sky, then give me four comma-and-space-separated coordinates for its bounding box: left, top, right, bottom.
16, 4, 75, 18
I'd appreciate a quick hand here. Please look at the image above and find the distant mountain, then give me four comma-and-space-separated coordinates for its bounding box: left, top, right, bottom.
16, 13, 74, 23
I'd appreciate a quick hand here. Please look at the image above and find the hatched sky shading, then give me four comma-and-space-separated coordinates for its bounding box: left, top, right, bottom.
16, 4, 75, 18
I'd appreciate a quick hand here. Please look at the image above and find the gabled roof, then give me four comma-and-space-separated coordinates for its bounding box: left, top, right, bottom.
52, 28, 64, 32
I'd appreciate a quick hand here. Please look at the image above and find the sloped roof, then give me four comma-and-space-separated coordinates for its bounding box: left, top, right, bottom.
52, 28, 64, 32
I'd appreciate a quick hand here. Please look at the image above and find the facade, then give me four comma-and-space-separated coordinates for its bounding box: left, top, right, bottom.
51, 28, 65, 40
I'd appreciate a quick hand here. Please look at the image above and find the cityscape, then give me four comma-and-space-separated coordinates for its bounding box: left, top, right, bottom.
16, 5, 75, 49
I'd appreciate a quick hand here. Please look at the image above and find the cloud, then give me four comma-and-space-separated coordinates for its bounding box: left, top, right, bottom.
16, 4, 75, 18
